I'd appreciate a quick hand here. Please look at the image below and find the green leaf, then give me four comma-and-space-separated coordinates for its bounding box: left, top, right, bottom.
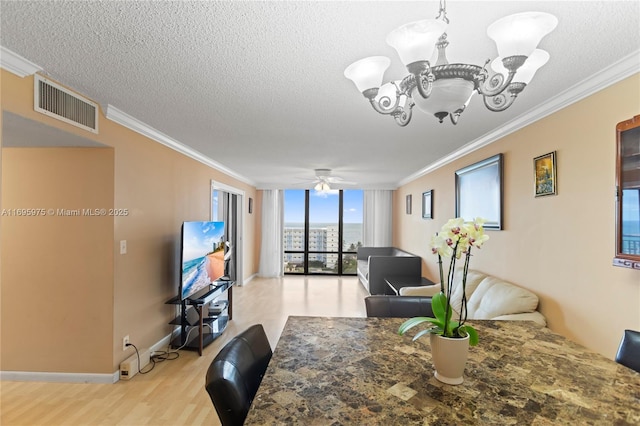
398, 317, 433, 335
412, 328, 435, 341
459, 325, 479, 346
431, 292, 450, 322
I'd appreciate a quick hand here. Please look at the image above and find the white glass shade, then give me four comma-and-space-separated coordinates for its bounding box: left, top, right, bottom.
386, 19, 447, 66
344, 56, 391, 93
487, 12, 557, 58
314, 182, 331, 192
413, 78, 475, 116
491, 49, 550, 84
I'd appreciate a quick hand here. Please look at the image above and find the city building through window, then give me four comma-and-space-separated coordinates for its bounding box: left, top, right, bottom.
284, 189, 363, 275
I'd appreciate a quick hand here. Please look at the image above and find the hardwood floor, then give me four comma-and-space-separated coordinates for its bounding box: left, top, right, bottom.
1, 276, 368, 426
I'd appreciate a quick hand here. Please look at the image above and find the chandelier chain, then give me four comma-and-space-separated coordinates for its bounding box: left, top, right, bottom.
435, 0, 449, 24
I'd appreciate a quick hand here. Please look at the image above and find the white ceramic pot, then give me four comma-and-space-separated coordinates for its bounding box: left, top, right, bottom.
429, 333, 470, 385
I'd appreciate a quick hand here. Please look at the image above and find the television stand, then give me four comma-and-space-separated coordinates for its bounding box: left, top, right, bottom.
165, 280, 233, 355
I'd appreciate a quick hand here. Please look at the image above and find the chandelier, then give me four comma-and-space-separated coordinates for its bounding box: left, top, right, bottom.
344, 0, 557, 126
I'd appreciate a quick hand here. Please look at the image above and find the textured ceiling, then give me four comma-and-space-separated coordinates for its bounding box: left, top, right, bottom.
1, 1, 639, 189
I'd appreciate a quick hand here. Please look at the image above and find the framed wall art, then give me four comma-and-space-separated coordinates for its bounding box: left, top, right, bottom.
614, 115, 640, 269
422, 190, 433, 219
534, 151, 557, 197
248, 197, 253, 214
455, 153, 503, 230
406, 194, 412, 215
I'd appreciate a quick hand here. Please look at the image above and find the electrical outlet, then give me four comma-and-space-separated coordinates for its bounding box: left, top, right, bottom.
123, 335, 130, 351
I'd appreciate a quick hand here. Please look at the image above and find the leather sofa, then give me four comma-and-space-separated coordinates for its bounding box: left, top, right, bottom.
356, 247, 421, 295
364, 295, 434, 318
399, 269, 547, 326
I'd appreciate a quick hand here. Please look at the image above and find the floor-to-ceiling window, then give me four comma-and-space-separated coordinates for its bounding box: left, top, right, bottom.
284, 189, 363, 275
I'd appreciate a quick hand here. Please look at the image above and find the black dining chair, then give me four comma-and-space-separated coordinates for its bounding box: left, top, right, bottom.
205, 324, 272, 426
364, 295, 434, 318
615, 329, 640, 373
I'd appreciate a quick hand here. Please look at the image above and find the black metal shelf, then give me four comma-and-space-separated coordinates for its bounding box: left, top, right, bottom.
165, 281, 233, 355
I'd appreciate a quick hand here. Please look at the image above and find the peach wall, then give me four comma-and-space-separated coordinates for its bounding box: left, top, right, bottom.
395, 73, 640, 359
1, 148, 115, 373
1, 69, 258, 373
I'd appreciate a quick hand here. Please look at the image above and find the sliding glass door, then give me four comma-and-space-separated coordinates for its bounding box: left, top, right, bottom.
284, 189, 362, 275
211, 182, 244, 284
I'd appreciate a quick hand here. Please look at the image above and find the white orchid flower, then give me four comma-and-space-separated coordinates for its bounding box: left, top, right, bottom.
431, 233, 453, 258
442, 217, 464, 235
466, 218, 489, 248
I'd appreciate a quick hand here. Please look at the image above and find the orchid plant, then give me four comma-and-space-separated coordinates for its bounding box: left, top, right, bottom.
398, 217, 489, 346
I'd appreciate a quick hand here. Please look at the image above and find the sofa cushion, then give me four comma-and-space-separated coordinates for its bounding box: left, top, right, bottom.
392, 268, 546, 324
357, 260, 369, 280
448, 269, 487, 316
492, 312, 546, 326
399, 284, 441, 297
466, 276, 539, 320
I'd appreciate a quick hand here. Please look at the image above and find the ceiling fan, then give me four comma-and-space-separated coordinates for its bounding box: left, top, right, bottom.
295, 169, 356, 191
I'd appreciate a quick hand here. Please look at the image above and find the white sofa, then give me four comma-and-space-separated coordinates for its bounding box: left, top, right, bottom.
399, 269, 546, 326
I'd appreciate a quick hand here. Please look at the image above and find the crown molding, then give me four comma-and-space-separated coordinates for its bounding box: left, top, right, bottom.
0, 45, 254, 186
0, 46, 42, 77
105, 105, 254, 186
398, 49, 640, 187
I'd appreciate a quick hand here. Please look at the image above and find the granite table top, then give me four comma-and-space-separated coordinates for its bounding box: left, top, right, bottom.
245, 316, 640, 425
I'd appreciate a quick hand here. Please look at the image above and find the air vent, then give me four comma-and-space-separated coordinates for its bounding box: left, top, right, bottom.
34, 75, 98, 134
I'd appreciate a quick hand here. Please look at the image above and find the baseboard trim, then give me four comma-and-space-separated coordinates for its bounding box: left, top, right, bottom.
1, 287, 250, 384
1, 333, 178, 384
241, 274, 257, 286
150, 331, 176, 354
0, 370, 118, 384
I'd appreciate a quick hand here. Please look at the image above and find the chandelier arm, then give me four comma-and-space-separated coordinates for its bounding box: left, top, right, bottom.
477, 69, 515, 97
476, 55, 527, 97
399, 74, 416, 93
364, 84, 405, 115
406, 61, 434, 100
393, 105, 413, 127
415, 72, 435, 99
368, 95, 401, 115
482, 92, 517, 112
482, 81, 526, 112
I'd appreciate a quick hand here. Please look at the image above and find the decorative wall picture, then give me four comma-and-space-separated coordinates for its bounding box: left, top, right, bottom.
614, 115, 640, 269
248, 197, 253, 214
455, 154, 503, 230
422, 190, 433, 219
406, 194, 412, 215
534, 151, 557, 197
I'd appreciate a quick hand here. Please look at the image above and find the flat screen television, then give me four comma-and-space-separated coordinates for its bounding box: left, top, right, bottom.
180, 221, 226, 300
